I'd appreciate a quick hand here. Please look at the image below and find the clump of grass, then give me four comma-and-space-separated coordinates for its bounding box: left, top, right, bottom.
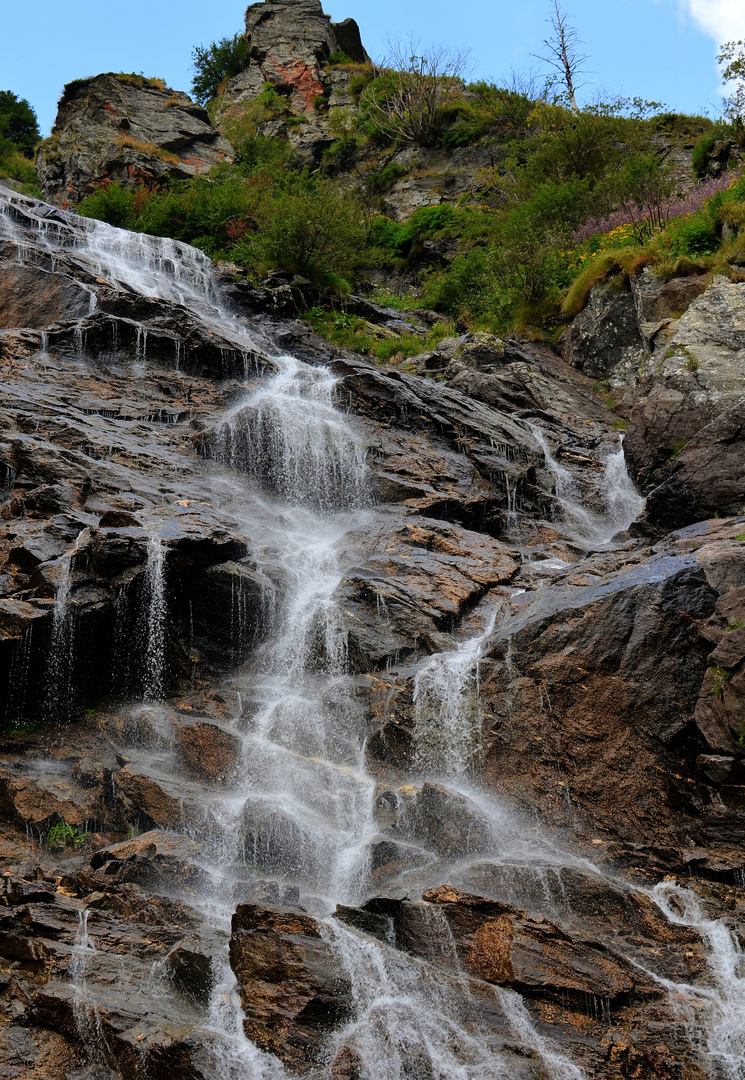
114, 136, 181, 164
304, 305, 455, 364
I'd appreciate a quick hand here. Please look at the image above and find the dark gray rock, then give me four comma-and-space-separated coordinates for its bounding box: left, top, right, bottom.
36, 74, 234, 205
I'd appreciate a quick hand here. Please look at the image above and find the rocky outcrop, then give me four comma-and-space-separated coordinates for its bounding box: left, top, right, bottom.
625, 277, 745, 520
36, 74, 235, 206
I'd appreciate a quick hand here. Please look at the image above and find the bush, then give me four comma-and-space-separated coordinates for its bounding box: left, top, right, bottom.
77, 183, 137, 229
192, 33, 251, 105
239, 178, 366, 281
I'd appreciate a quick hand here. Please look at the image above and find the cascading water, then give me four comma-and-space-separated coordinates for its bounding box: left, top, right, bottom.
143, 533, 168, 702
4, 184, 738, 1080
42, 529, 88, 719
525, 421, 645, 548
651, 883, 745, 1080
413, 609, 498, 775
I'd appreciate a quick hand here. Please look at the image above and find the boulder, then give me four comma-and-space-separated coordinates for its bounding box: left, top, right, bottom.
561, 279, 646, 379
36, 73, 235, 205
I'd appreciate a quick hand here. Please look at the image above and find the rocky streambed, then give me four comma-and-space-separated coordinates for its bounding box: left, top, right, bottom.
0, 185, 743, 1080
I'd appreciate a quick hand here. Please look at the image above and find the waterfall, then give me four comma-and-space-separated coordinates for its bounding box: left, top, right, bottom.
6, 183, 739, 1080
143, 534, 168, 701
525, 421, 645, 548
42, 529, 88, 719
413, 609, 497, 776
652, 883, 745, 1080
210, 356, 367, 512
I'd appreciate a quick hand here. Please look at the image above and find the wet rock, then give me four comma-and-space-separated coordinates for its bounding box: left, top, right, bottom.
89, 829, 203, 872
37, 73, 235, 205
229, 902, 352, 1069
340, 517, 518, 669
0, 767, 102, 834
422, 885, 659, 1006
561, 279, 646, 379
390, 783, 493, 859
114, 765, 205, 831
175, 717, 242, 784
165, 929, 227, 1003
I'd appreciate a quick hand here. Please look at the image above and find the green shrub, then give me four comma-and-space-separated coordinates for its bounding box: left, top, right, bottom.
234, 178, 366, 282
192, 33, 251, 105
667, 213, 719, 256
77, 183, 138, 229
329, 52, 354, 66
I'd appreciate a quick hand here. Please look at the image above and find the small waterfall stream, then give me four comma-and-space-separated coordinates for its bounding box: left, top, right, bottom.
525, 421, 645, 548
2, 184, 741, 1080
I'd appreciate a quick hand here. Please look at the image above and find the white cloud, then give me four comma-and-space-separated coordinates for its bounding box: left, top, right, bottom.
677, 0, 743, 45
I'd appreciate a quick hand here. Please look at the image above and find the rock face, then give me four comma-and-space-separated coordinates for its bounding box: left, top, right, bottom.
237, 0, 368, 112
2, 184, 745, 1079
624, 276, 745, 522
36, 73, 235, 206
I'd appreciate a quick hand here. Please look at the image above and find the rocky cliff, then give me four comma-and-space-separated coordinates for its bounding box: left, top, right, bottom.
36, 74, 235, 206
0, 183, 744, 1079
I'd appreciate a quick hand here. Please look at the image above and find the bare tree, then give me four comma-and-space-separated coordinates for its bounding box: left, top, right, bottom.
534, 1, 588, 115
360, 39, 471, 147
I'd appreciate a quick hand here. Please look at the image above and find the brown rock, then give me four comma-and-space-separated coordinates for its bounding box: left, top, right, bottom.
229, 902, 352, 1069
175, 718, 242, 784
422, 886, 656, 1005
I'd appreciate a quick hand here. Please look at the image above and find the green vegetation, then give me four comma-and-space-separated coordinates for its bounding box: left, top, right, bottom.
192, 34, 251, 106
0, 90, 41, 194
74, 28, 745, 347
47, 821, 87, 849
306, 306, 455, 363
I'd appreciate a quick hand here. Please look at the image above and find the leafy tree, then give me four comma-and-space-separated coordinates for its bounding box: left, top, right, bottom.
0, 91, 40, 158
192, 33, 251, 106
718, 40, 745, 142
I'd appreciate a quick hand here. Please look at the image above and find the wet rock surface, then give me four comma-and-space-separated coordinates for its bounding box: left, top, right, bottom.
1, 184, 744, 1078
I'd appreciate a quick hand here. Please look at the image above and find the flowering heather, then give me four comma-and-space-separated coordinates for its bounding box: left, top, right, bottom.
571, 170, 743, 245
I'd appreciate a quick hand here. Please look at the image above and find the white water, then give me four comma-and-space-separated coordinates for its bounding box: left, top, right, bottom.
652, 882, 745, 1080
43, 528, 89, 719
413, 607, 498, 775
526, 422, 644, 548
1, 184, 736, 1080
143, 533, 168, 701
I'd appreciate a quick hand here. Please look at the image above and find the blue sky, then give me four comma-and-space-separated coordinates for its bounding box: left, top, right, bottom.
1, 0, 741, 134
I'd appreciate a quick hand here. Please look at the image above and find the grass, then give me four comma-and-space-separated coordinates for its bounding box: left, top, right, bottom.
304, 306, 456, 364
114, 136, 181, 164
